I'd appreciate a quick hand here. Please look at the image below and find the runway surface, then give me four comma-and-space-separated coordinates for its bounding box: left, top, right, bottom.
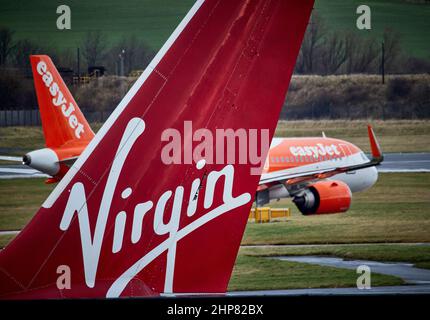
243, 242, 430, 248
275, 256, 430, 284
229, 285, 430, 296
0, 153, 429, 179
377, 153, 430, 172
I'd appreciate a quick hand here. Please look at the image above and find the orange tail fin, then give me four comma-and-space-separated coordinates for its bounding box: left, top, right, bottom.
30, 55, 94, 149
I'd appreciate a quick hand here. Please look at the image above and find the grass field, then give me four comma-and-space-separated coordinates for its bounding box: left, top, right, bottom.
315, 0, 430, 59
0, 0, 195, 51
1, 120, 429, 155
229, 243, 428, 290
0, 173, 429, 290
0, 173, 429, 242
0, 0, 428, 58
243, 172, 430, 245
228, 253, 403, 291
0, 179, 54, 230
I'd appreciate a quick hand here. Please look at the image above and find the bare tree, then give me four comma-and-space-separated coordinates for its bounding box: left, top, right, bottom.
12, 39, 42, 72
320, 33, 347, 74
295, 12, 326, 74
81, 31, 107, 67
54, 48, 75, 70
344, 32, 379, 73
105, 35, 155, 75
382, 28, 402, 73
0, 27, 14, 66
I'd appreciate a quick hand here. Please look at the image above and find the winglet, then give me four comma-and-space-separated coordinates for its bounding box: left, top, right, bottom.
368, 125, 383, 163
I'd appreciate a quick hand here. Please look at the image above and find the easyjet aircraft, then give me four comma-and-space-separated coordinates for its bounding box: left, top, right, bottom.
257, 127, 383, 214
0, 0, 314, 299
0, 55, 94, 183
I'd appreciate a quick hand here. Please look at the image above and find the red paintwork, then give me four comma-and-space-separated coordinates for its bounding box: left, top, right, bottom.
0, 0, 314, 299
368, 125, 382, 158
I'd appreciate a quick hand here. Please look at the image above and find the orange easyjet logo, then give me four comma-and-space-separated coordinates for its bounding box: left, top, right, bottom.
36, 61, 85, 139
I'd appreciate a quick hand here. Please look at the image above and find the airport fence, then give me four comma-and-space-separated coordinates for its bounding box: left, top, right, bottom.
0, 110, 111, 127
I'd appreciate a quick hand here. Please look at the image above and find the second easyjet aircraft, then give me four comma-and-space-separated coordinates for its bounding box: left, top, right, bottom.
21, 55, 383, 214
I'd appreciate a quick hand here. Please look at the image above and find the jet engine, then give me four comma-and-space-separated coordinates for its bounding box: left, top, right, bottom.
23, 148, 60, 176
293, 180, 351, 215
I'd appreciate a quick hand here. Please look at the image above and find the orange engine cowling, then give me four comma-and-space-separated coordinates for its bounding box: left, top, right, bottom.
293, 180, 352, 215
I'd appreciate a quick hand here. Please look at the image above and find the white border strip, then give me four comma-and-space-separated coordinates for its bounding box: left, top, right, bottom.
378, 169, 430, 173
43, 0, 205, 208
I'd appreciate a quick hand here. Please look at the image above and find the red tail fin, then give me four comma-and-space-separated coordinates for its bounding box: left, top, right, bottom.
30, 55, 94, 149
368, 125, 383, 160
0, 0, 313, 299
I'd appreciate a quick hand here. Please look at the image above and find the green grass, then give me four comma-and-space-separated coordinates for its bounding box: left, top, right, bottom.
228, 254, 403, 291
0, 127, 46, 152
240, 244, 430, 270
0, 0, 195, 51
0, 178, 54, 230
416, 262, 430, 269
0, 123, 100, 154
0, 0, 428, 58
243, 172, 430, 245
315, 0, 430, 58
0, 235, 15, 248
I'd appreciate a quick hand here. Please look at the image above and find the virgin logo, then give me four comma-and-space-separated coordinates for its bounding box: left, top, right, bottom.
59, 118, 251, 297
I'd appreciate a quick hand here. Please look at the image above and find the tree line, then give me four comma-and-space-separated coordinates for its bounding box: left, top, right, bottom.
0, 28, 155, 111
294, 13, 430, 75
0, 28, 155, 76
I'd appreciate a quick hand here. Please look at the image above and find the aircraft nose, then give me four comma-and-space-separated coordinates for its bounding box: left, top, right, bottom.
366, 166, 379, 189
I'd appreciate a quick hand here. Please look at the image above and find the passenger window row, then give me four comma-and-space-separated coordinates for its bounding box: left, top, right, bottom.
270, 155, 344, 163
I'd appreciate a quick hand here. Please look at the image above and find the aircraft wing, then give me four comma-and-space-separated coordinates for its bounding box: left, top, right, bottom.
0, 167, 49, 178
0, 156, 22, 162
58, 156, 79, 167
260, 125, 383, 186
